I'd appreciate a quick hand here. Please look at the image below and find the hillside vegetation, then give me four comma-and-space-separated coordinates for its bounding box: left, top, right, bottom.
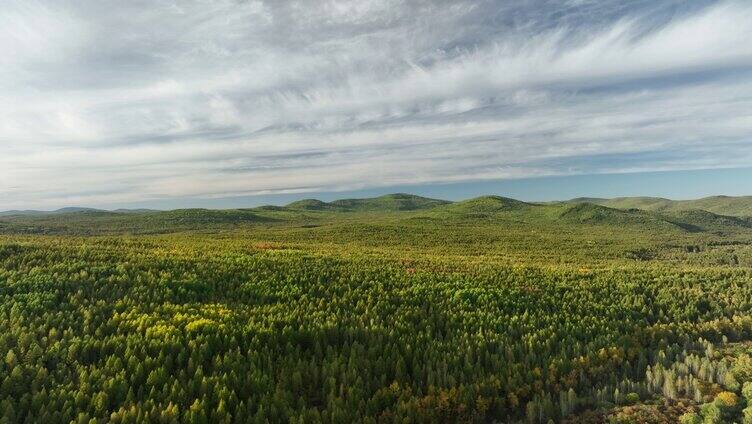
438, 196, 531, 215
2, 193, 752, 423
287, 193, 451, 212
571, 195, 752, 217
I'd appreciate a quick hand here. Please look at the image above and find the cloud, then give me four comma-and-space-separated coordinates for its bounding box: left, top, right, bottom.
1, 0, 751, 208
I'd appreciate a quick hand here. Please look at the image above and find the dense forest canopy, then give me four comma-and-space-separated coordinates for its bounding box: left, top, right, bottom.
2, 194, 752, 423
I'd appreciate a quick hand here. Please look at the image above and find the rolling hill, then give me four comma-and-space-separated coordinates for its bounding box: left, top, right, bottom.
0, 207, 105, 217
558, 203, 673, 227
570, 195, 752, 217
3, 193, 752, 237
286, 193, 451, 212
437, 195, 531, 214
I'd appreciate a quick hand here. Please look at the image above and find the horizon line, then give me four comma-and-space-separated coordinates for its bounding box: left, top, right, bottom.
4, 167, 752, 212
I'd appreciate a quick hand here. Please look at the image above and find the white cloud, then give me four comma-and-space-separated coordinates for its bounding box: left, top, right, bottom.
1, 0, 751, 208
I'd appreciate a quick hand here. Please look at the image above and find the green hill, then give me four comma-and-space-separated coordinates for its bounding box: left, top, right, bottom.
588, 197, 675, 211
568, 197, 608, 203
571, 195, 752, 217
0, 207, 106, 217
330, 193, 451, 211
142, 209, 274, 226
287, 193, 450, 212
0, 208, 277, 235
660, 209, 752, 231
558, 203, 683, 229
556, 202, 752, 233
286, 199, 337, 211
439, 195, 531, 214
550, 198, 752, 235
682, 196, 752, 216
0, 210, 46, 217
5, 193, 752, 237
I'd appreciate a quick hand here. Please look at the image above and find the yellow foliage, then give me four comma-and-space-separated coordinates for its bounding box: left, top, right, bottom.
185, 318, 221, 333
145, 324, 178, 339
715, 391, 739, 407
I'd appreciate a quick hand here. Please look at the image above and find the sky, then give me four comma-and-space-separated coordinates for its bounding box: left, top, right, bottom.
2, 0, 752, 210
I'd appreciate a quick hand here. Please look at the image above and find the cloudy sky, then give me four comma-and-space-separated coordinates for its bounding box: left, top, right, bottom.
2, 0, 752, 209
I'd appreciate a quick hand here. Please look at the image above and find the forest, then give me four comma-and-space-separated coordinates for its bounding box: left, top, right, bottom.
2, 193, 752, 423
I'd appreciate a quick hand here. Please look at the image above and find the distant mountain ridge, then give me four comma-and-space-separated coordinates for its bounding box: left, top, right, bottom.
568, 195, 752, 217
286, 193, 451, 212
3, 194, 752, 218
440, 196, 530, 214
3, 193, 752, 236
0, 207, 105, 217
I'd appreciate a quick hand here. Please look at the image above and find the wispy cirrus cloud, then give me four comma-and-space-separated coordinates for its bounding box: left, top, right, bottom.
1, 0, 751, 208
